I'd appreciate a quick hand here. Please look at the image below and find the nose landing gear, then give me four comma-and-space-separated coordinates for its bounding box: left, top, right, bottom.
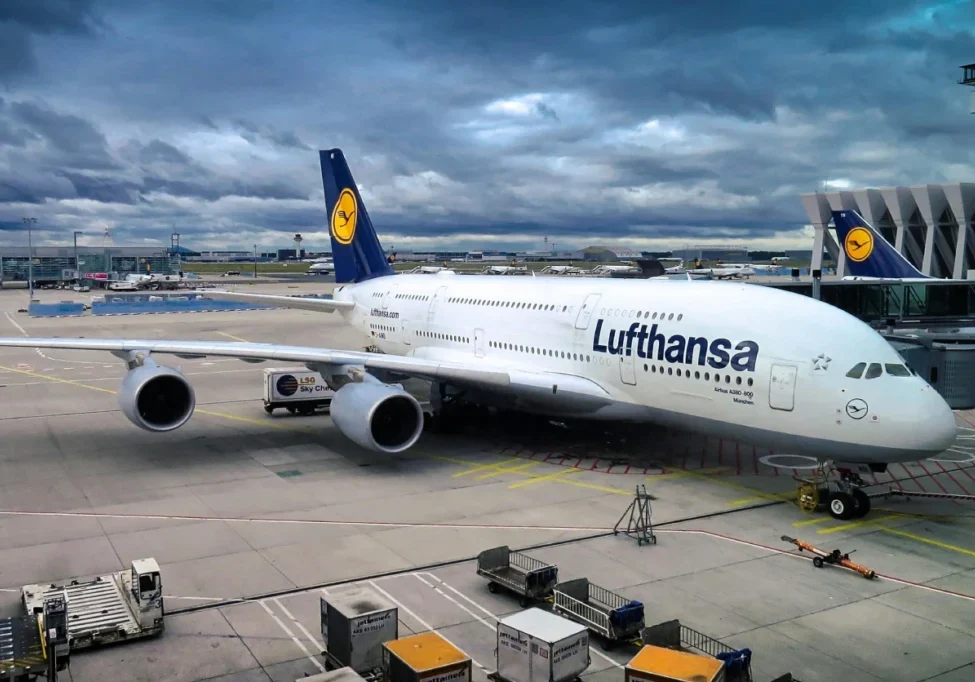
796, 465, 872, 520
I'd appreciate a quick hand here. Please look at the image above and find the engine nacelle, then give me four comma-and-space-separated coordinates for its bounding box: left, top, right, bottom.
330, 381, 424, 453
119, 361, 196, 432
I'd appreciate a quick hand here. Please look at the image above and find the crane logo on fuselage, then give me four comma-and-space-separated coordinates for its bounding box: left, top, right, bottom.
592, 319, 759, 372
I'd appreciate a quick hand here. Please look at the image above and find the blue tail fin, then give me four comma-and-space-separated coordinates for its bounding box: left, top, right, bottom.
831, 209, 929, 279
320, 149, 394, 284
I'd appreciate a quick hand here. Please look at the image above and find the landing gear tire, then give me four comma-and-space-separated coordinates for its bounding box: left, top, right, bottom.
828, 492, 855, 520
851, 488, 871, 518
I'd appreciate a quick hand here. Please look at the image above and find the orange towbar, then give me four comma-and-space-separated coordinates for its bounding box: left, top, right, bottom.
781, 535, 876, 579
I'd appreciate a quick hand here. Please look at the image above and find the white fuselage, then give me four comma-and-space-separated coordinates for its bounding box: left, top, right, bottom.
331, 273, 956, 464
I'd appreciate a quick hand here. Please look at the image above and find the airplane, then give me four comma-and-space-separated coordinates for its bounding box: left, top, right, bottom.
308, 261, 334, 274
686, 263, 756, 279
0, 149, 958, 522
832, 210, 934, 282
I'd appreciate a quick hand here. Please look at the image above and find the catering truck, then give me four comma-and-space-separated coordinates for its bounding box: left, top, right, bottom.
263, 368, 336, 415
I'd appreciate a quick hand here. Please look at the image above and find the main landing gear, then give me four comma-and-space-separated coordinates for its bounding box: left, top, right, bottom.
796, 464, 872, 521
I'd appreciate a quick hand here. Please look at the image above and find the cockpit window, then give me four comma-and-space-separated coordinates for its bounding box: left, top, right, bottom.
864, 363, 883, 379
846, 363, 866, 379
885, 363, 911, 377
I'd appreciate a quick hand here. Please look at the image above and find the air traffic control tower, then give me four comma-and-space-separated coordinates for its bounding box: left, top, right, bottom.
960, 62, 975, 114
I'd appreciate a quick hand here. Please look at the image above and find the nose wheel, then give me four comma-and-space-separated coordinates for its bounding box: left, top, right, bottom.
796, 466, 872, 520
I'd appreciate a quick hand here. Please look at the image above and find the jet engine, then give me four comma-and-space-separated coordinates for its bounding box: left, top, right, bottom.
329, 381, 424, 453
118, 360, 196, 432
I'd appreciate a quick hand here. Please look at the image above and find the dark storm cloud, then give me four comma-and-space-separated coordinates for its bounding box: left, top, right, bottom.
0, 1, 972, 250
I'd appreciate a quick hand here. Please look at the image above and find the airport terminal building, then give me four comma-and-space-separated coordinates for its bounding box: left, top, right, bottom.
801, 183, 975, 279
0, 246, 182, 285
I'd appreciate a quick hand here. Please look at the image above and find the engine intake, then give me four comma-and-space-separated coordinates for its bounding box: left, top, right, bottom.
119, 361, 196, 432
330, 381, 424, 453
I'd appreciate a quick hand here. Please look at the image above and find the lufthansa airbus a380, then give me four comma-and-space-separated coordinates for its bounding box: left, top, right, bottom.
0, 150, 957, 521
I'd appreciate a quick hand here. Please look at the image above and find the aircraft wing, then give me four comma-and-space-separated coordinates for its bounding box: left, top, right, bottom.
0, 337, 613, 409
204, 291, 355, 313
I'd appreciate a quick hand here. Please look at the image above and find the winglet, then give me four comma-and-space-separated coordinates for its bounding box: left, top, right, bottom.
831, 209, 929, 279
320, 149, 395, 284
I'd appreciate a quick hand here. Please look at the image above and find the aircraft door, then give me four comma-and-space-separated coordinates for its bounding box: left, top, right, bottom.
402, 319, 412, 345
381, 285, 397, 309
619, 350, 636, 385
428, 286, 448, 324
474, 329, 484, 357
769, 363, 798, 411
575, 294, 601, 330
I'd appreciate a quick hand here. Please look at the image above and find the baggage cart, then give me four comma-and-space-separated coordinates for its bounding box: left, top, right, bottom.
320, 585, 398, 679
476, 546, 558, 607
551, 578, 644, 649
296, 667, 369, 682
493, 608, 590, 682
383, 632, 472, 682
626, 644, 725, 682
640, 621, 752, 682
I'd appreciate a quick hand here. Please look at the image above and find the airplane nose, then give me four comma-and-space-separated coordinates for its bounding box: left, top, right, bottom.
919, 391, 957, 456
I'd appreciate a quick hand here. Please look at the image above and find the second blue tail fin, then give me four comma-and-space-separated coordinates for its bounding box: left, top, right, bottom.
831, 209, 929, 280
320, 149, 395, 284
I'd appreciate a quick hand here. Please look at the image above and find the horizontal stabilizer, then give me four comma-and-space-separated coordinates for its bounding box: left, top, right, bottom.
205, 291, 355, 313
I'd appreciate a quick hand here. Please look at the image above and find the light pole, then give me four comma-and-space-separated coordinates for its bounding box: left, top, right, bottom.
73, 231, 82, 284
22, 217, 36, 300
253, 244, 258, 278
171, 232, 181, 276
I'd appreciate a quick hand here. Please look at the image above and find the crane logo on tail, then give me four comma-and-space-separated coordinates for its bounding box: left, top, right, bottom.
331, 188, 358, 245
844, 227, 873, 263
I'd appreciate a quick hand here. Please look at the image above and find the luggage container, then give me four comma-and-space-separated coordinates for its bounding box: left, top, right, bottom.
264, 368, 335, 415
551, 578, 644, 648
321, 585, 398, 677
383, 632, 472, 682
476, 546, 558, 607
494, 608, 590, 682
625, 645, 725, 682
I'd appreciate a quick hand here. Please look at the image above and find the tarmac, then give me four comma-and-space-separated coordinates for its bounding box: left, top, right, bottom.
0, 282, 972, 682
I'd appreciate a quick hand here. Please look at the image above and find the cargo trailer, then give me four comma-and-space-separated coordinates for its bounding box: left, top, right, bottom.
383, 632, 472, 682
295, 667, 369, 682
320, 585, 398, 678
625, 645, 726, 682
22, 558, 164, 651
494, 608, 590, 682
476, 546, 558, 607
551, 578, 644, 648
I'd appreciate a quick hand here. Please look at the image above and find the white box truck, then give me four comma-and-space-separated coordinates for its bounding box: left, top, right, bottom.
263, 368, 335, 415
496, 609, 590, 682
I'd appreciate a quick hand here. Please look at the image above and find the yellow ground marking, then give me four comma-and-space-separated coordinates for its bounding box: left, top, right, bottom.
509, 467, 582, 489
474, 460, 540, 481
216, 331, 250, 343
428, 453, 630, 495
451, 457, 522, 478
653, 467, 796, 504
792, 517, 831, 527
816, 515, 900, 535
0, 363, 293, 431
880, 527, 975, 558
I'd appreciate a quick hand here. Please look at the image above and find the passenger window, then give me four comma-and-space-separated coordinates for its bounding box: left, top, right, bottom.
885, 364, 911, 377
846, 362, 866, 379
864, 363, 882, 379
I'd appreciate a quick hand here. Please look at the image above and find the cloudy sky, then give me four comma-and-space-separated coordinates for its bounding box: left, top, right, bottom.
0, 1, 973, 253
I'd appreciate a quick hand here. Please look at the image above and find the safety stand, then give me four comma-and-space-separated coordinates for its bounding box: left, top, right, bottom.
614, 485, 656, 545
